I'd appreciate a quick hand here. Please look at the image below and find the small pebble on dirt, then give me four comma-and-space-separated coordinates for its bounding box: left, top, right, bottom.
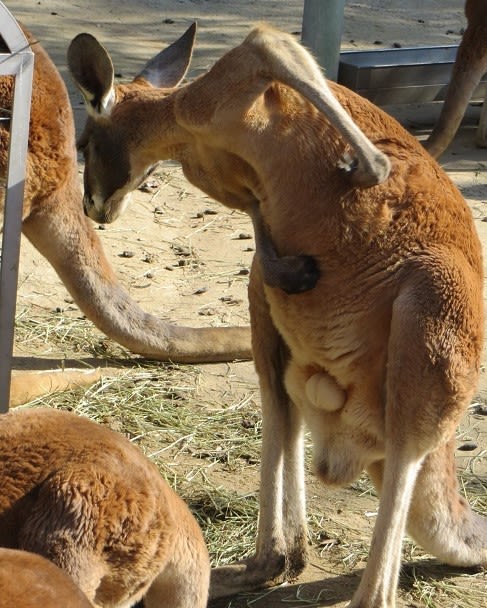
119, 250, 135, 258
236, 232, 252, 240
220, 295, 242, 305
198, 307, 217, 316
139, 179, 159, 193
172, 244, 192, 256
194, 287, 208, 295
241, 418, 255, 429
236, 268, 250, 276
142, 252, 156, 263
474, 402, 487, 415
457, 442, 478, 451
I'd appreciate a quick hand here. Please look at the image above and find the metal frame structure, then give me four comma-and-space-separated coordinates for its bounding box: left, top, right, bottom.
0, 2, 34, 412
302, 0, 346, 81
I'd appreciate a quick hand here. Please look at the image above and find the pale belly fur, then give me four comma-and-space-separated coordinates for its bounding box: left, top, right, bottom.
275, 297, 389, 486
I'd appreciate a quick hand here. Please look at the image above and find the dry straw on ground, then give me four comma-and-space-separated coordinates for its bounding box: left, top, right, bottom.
12, 308, 487, 608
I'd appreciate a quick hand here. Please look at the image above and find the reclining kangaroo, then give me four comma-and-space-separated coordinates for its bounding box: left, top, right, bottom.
0, 407, 210, 607
425, 0, 487, 157
0, 548, 93, 607
68, 24, 486, 608
0, 25, 252, 407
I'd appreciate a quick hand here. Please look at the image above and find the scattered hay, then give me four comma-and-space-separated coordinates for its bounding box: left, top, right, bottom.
11, 308, 487, 607
402, 566, 487, 608
14, 308, 128, 359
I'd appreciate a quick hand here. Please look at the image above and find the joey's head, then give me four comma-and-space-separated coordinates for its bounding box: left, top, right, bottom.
68, 23, 196, 224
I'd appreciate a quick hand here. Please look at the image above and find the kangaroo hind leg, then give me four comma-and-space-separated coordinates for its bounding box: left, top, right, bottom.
352, 282, 482, 607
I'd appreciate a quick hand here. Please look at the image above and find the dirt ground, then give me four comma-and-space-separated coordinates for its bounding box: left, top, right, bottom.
4, 1, 487, 606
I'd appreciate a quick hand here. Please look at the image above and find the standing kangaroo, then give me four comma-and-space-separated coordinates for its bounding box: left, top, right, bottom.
424, 0, 487, 157
0, 25, 252, 406
68, 24, 486, 608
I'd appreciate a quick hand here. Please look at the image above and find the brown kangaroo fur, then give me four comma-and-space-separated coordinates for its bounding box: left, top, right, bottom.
0, 407, 210, 607
0, 548, 93, 608
67, 24, 486, 608
0, 26, 252, 407
424, 0, 487, 157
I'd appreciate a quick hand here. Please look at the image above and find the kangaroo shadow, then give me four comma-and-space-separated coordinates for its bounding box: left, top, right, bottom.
207, 560, 483, 607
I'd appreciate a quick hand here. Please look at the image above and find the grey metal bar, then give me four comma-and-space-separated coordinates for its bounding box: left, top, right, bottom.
301, 0, 346, 81
0, 3, 30, 53
0, 3, 34, 412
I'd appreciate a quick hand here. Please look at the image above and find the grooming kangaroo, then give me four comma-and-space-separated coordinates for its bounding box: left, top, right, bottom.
0, 27, 252, 408
68, 24, 486, 608
0, 548, 93, 608
0, 407, 210, 608
68, 23, 389, 292
425, 0, 487, 157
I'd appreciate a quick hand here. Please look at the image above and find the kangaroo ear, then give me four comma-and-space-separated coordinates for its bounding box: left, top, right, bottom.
68, 33, 115, 118
135, 22, 197, 88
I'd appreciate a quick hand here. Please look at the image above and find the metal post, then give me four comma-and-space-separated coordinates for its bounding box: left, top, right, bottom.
302, 0, 346, 81
0, 2, 34, 412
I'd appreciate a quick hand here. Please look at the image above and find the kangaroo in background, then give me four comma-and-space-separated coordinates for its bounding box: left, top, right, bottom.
424, 0, 487, 157
68, 22, 486, 608
0, 25, 252, 406
0, 407, 210, 607
0, 29, 251, 405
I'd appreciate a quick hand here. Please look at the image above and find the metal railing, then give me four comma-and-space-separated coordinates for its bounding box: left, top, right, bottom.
0, 2, 34, 412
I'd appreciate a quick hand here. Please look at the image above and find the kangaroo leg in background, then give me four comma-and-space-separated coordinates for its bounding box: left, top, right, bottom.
9, 369, 103, 407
